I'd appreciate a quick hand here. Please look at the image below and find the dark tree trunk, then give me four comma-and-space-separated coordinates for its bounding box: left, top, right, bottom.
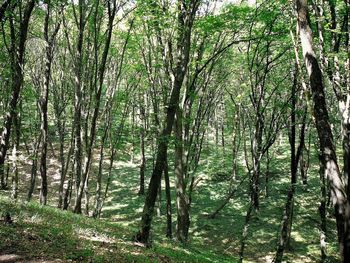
273, 188, 295, 263
27, 134, 42, 202
72, 0, 86, 213
92, 126, 107, 218
239, 203, 253, 263
208, 174, 248, 219
164, 154, 172, 239
133, 0, 198, 245
0, 0, 35, 190
74, 2, 119, 213
0, 0, 11, 22
40, 0, 60, 205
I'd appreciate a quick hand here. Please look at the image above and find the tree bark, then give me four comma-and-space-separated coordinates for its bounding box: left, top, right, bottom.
133, 0, 199, 245
164, 153, 172, 238
74, 1, 119, 213
296, 0, 350, 260
39, 0, 61, 205
175, 108, 190, 243
11, 111, 20, 200
27, 133, 42, 201
139, 101, 146, 195
0, 0, 35, 190
319, 154, 327, 262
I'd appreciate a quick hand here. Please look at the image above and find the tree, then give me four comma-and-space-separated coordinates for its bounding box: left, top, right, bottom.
296, 0, 350, 260
133, 0, 200, 244
0, 0, 36, 190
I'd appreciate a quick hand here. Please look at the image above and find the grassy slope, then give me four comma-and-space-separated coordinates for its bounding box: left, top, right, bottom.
0, 195, 236, 262
0, 142, 342, 262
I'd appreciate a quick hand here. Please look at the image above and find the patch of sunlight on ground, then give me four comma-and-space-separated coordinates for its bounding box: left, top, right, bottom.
292, 231, 308, 242
110, 180, 129, 187
102, 203, 129, 211
232, 201, 247, 211
114, 160, 139, 168
75, 227, 115, 244
26, 213, 44, 224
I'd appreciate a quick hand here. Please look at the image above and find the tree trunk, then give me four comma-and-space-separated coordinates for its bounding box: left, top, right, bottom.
175, 108, 190, 243
139, 99, 146, 195
296, 0, 350, 259
273, 188, 295, 263
133, 0, 198, 245
74, 2, 118, 213
11, 112, 20, 200
209, 174, 248, 219
0, 0, 35, 190
319, 154, 327, 262
239, 203, 253, 263
40, 0, 59, 205
164, 153, 172, 238
27, 134, 42, 202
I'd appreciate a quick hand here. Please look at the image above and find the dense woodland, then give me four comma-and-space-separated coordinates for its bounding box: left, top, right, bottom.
0, 0, 350, 262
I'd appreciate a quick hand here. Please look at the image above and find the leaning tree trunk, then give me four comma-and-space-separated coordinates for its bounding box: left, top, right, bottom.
133, 0, 198, 245
296, 0, 350, 260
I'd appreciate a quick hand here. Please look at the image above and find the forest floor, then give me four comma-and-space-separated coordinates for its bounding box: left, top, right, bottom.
0, 144, 342, 262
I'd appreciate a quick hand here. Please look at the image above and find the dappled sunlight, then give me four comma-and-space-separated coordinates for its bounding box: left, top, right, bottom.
75, 227, 115, 244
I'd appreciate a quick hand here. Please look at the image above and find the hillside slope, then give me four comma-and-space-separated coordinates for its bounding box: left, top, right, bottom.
0, 195, 236, 263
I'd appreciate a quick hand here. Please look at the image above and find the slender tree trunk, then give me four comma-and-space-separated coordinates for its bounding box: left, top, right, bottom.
319, 154, 327, 262
74, 2, 119, 213
131, 104, 135, 163
11, 112, 20, 200
209, 174, 248, 219
251, 108, 263, 210
239, 203, 253, 263
63, 165, 74, 210
232, 103, 240, 181
72, 9, 84, 213
139, 100, 146, 195
27, 134, 42, 201
92, 127, 107, 218
164, 153, 172, 238
40, 0, 59, 205
133, 0, 198, 244
96, 144, 116, 217
273, 188, 295, 263
57, 124, 67, 208
156, 178, 162, 216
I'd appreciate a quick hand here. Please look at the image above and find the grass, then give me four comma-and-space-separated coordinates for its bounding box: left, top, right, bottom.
0, 196, 236, 262
0, 140, 342, 262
